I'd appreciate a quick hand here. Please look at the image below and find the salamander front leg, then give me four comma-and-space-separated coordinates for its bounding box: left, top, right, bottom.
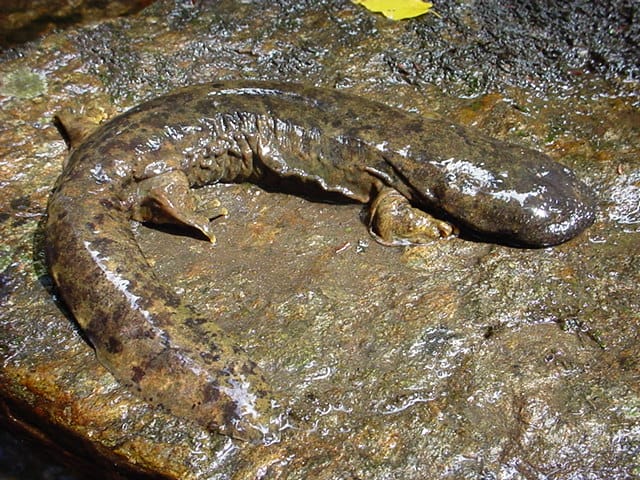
369, 187, 456, 246
132, 170, 227, 243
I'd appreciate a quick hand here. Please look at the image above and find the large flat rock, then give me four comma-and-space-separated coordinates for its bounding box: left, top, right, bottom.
1, 1, 638, 478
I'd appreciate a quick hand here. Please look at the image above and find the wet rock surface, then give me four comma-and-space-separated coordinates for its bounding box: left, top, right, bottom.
0, 0, 153, 49
1, 0, 639, 478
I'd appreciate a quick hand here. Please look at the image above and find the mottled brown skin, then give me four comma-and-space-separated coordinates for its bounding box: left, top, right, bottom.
45, 81, 595, 442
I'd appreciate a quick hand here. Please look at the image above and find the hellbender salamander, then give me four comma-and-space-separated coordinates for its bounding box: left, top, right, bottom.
45, 81, 595, 442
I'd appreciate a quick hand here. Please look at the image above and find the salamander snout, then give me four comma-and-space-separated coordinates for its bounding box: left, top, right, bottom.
511, 165, 596, 246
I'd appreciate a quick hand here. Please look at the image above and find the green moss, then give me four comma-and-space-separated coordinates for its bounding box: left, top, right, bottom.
0, 244, 12, 272
0, 68, 47, 99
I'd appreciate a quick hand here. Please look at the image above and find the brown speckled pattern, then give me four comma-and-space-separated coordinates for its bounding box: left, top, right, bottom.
45, 81, 595, 442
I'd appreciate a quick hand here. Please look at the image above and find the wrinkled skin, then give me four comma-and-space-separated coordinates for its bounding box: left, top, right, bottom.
45, 81, 595, 442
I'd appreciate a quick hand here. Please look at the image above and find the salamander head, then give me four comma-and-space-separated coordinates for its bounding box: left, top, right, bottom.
429, 146, 596, 247
389, 141, 595, 247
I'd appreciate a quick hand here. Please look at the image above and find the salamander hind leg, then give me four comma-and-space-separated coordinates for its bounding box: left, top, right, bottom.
132, 170, 227, 243
369, 187, 456, 246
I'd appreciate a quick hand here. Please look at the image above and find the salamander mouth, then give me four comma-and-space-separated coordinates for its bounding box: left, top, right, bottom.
534, 201, 596, 246
528, 171, 596, 246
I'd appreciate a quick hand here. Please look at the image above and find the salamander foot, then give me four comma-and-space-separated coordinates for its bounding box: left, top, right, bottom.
369, 187, 456, 246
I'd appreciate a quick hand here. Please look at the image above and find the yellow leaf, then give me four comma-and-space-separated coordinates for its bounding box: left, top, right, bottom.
352, 0, 439, 20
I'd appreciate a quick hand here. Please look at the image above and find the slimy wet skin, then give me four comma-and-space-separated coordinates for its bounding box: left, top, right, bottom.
45, 81, 595, 441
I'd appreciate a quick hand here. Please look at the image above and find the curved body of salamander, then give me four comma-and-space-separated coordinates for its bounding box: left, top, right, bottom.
45, 81, 595, 441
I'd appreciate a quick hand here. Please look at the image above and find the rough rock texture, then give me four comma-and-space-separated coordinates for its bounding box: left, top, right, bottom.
0, 0, 153, 48
1, 0, 638, 478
